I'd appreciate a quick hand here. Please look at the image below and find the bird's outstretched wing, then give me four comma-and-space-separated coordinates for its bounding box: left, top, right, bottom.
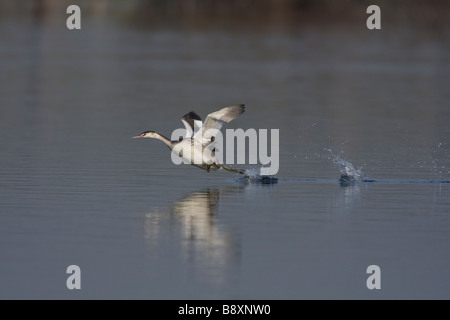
181, 111, 202, 138
194, 104, 245, 146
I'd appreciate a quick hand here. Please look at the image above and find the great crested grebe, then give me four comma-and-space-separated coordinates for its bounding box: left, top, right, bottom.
133, 104, 245, 174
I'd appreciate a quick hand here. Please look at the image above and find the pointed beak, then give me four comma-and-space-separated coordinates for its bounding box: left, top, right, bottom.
133, 135, 143, 139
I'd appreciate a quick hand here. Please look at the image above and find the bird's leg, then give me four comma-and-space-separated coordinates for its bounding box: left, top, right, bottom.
221, 165, 245, 174
206, 164, 211, 172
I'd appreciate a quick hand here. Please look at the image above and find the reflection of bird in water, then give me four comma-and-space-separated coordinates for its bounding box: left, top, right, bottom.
143, 188, 242, 284
173, 189, 220, 241
133, 105, 245, 174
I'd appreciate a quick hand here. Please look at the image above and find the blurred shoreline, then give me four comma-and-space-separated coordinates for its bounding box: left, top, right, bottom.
0, 0, 448, 35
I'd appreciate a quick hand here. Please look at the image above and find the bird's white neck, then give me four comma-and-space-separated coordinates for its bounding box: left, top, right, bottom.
151, 133, 174, 149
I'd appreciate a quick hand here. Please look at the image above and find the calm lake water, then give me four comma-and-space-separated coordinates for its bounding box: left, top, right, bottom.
0, 16, 449, 299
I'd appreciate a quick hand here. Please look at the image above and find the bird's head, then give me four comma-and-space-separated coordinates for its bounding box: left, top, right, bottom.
133, 130, 158, 139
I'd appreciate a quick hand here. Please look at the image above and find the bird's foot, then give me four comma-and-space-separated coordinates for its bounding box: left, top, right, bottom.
221, 165, 245, 174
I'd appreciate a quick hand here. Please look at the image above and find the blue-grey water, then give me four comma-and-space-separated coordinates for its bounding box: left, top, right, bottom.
1, 16, 449, 299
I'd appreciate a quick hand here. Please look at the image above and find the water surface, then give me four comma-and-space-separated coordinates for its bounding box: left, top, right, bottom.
0, 16, 449, 299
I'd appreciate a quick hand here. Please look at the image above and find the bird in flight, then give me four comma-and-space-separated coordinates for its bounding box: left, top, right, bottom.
133, 104, 245, 174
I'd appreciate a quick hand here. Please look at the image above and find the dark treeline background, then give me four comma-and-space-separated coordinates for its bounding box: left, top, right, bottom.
0, 0, 448, 34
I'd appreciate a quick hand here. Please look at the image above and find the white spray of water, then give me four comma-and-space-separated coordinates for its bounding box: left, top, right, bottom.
244, 168, 261, 178
240, 167, 278, 184
326, 149, 363, 182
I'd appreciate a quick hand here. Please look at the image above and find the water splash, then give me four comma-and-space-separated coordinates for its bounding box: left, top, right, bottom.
326, 149, 363, 186
244, 168, 261, 178
237, 167, 278, 184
